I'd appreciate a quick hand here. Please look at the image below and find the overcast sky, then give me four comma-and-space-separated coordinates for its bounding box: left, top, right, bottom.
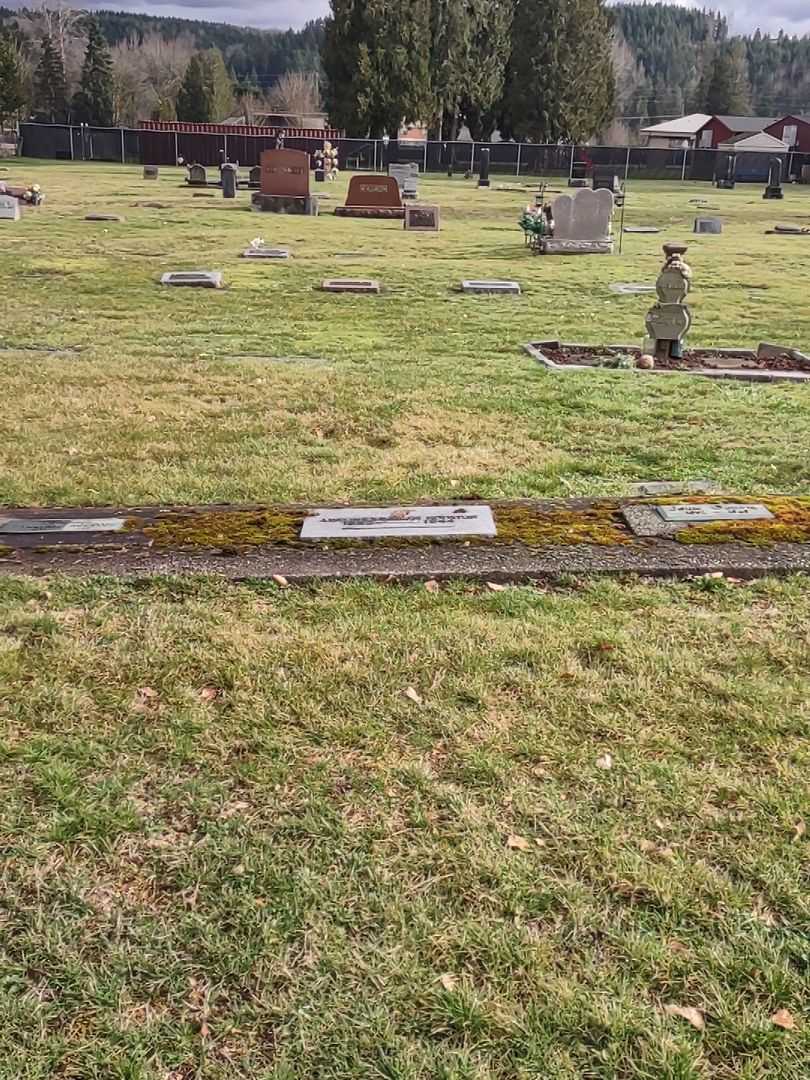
48, 0, 810, 37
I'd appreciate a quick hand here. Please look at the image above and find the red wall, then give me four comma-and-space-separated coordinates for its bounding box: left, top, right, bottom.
765, 116, 810, 152
696, 117, 734, 148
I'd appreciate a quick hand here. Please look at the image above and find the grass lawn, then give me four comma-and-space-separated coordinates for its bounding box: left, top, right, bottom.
1, 161, 810, 506
0, 162, 809, 1078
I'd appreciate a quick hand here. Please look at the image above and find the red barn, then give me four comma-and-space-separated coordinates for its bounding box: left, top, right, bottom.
696, 115, 778, 149
765, 116, 810, 152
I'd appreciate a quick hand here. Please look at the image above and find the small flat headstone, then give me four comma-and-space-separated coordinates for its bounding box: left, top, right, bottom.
85, 214, 124, 222
694, 217, 722, 234
771, 225, 809, 235
623, 226, 660, 234
0, 517, 126, 534
301, 505, 496, 540
656, 503, 773, 524
160, 271, 223, 289
461, 280, 521, 295
321, 279, 380, 294
242, 247, 290, 259
610, 283, 655, 295
629, 480, 719, 497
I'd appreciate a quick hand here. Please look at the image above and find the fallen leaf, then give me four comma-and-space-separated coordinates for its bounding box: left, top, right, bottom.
534, 837, 546, 847
403, 686, 423, 706
771, 1008, 796, 1030
439, 973, 458, 992
272, 574, 289, 588
506, 834, 531, 851
638, 838, 657, 853
668, 940, 689, 955
133, 687, 159, 712
424, 579, 440, 593
486, 581, 507, 592
199, 686, 220, 702
793, 820, 806, 841
663, 1004, 705, 1031
595, 753, 613, 770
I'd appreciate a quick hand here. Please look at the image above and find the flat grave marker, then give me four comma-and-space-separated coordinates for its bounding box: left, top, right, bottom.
241, 246, 290, 259
85, 214, 124, 222
610, 283, 655, 295
462, 280, 521, 295
623, 226, 661, 234
321, 278, 381, 294
656, 503, 772, 523
404, 205, 440, 232
0, 517, 127, 534
629, 480, 719, 497
160, 271, 223, 289
301, 505, 497, 540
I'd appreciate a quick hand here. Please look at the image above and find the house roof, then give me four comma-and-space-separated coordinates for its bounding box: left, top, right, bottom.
641, 113, 712, 136
716, 115, 777, 133
718, 131, 789, 151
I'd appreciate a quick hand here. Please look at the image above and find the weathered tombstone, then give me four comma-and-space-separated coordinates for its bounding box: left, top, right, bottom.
763, 156, 784, 200
186, 163, 207, 187
540, 187, 614, 254
85, 213, 124, 222
623, 502, 773, 538
241, 244, 289, 259
569, 161, 589, 187
404, 205, 440, 232
389, 163, 419, 199
143, 165, 159, 180
644, 243, 692, 360
301, 505, 496, 540
335, 175, 404, 219
221, 162, 238, 199
715, 154, 736, 189
251, 148, 317, 215
694, 217, 722, 234
478, 148, 491, 188
0, 516, 127, 534
249, 165, 261, 187
461, 280, 521, 295
321, 278, 381, 294
160, 271, 223, 288
0, 194, 20, 222
593, 166, 620, 193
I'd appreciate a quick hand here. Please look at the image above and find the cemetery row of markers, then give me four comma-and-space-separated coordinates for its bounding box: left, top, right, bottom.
0, 502, 777, 541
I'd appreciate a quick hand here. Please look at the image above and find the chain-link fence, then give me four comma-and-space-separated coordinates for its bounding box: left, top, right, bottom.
18, 123, 810, 184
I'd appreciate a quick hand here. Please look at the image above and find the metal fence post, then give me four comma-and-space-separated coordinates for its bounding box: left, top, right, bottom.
121, 127, 125, 164
223, 133, 228, 162
69, 126, 74, 160
516, 142, 521, 177
174, 131, 178, 164
470, 141, 475, 173
624, 145, 631, 186
681, 146, 688, 182
423, 140, 428, 174
569, 144, 575, 180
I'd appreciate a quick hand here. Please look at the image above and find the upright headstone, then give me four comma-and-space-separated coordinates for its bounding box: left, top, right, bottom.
0, 194, 20, 221
592, 166, 620, 193
221, 162, 238, 199
187, 163, 207, 186
694, 217, 722, 234
478, 149, 491, 188
335, 176, 404, 219
540, 187, 614, 254
251, 149, 317, 215
249, 165, 261, 187
644, 243, 692, 360
143, 165, 159, 180
763, 156, 784, 200
715, 154, 736, 189
388, 163, 418, 199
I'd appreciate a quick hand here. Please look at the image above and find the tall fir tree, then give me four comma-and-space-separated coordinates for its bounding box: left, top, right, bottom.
73, 17, 115, 126
33, 33, 68, 123
704, 39, 751, 114
323, 0, 432, 137
0, 31, 25, 127
176, 49, 234, 123
502, 0, 614, 142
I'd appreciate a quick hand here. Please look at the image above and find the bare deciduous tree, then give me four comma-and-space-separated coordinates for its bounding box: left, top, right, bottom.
265, 71, 320, 119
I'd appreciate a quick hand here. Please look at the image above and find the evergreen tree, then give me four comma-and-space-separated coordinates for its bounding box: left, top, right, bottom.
704, 39, 751, 114
502, 0, 614, 143
323, 0, 432, 137
73, 17, 115, 126
0, 31, 25, 127
32, 33, 67, 123
176, 48, 234, 122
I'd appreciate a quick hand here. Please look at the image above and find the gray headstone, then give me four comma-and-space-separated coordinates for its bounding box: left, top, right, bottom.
623, 226, 660, 234
461, 280, 521, 295
0, 517, 126, 534
0, 194, 19, 221
321, 279, 380, 294
242, 246, 290, 259
143, 165, 159, 180
694, 217, 722, 234
160, 271, 223, 288
656, 503, 773, 523
553, 187, 614, 242
301, 505, 496, 540
629, 480, 719, 497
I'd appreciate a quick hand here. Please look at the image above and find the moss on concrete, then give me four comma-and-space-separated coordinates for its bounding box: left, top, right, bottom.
674, 496, 810, 547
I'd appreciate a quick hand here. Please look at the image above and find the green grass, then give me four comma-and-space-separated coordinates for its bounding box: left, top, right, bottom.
1, 574, 808, 1079
1, 161, 809, 507
1, 163, 810, 1078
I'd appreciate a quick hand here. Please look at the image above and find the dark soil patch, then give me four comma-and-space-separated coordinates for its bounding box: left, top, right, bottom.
542, 344, 810, 373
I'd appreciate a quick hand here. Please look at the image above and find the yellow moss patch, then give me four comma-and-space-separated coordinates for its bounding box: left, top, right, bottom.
140, 510, 302, 550
0, 545, 14, 559
495, 505, 630, 546
673, 496, 810, 547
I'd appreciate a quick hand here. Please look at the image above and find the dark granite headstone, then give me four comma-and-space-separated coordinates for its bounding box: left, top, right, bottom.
221, 162, 238, 199
143, 165, 159, 180
187, 163, 207, 186
763, 156, 784, 200
715, 154, 736, 189
478, 148, 491, 188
